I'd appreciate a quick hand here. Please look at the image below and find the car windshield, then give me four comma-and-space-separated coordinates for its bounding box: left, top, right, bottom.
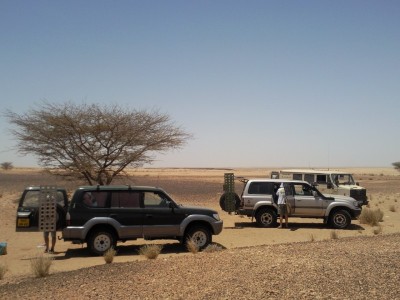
331, 174, 355, 185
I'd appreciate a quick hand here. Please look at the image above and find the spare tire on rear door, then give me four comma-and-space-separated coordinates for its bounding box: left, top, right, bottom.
219, 192, 240, 212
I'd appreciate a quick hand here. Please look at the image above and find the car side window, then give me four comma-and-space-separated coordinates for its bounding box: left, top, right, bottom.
82, 191, 108, 208
248, 182, 274, 194
110, 191, 140, 208
144, 192, 169, 208
293, 184, 313, 196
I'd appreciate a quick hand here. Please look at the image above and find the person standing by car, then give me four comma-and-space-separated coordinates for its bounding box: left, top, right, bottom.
276, 183, 289, 228
44, 231, 56, 254
83, 192, 97, 207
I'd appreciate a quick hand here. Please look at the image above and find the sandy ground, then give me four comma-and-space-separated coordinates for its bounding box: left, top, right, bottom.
0, 167, 399, 282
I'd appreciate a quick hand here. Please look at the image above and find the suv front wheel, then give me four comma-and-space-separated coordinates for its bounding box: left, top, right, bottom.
329, 209, 351, 229
88, 230, 116, 255
185, 226, 211, 250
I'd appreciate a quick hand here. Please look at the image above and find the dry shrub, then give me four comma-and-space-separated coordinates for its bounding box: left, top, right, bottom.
202, 243, 223, 253
308, 234, 315, 242
139, 244, 163, 259
359, 208, 384, 226
373, 225, 383, 235
186, 238, 199, 254
330, 231, 339, 240
0, 262, 8, 280
389, 205, 396, 212
30, 252, 53, 277
103, 247, 117, 264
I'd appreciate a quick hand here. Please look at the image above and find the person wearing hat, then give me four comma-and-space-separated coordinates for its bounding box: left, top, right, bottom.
276, 183, 289, 228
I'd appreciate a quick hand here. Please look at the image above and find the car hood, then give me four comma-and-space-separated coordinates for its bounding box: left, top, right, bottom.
325, 194, 356, 202
177, 205, 218, 215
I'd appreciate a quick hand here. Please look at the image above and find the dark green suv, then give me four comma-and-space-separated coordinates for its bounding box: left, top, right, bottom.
62, 185, 223, 255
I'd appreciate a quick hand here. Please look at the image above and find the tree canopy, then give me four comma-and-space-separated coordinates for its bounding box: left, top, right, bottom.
6, 102, 191, 185
393, 162, 400, 171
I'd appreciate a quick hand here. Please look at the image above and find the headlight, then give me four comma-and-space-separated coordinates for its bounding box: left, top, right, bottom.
213, 213, 220, 221
353, 201, 360, 208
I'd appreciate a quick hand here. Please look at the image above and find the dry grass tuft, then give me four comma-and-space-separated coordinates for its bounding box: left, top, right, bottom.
30, 252, 53, 277
139, 244, 163, 259
309, 234, 315, 242
202, 243, 223, 253
373, 225, 383, 235
330, 231, 339, 240
389, 205, 396, 212
186, 238, 199, 254
103, 247, 117, 264
0, 262, 8, 280
359, 208, 384, 226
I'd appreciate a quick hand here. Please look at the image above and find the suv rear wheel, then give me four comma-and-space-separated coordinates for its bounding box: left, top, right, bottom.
88, 230, 116, 255
185, 226, 211, 250
255, 208, 277, 228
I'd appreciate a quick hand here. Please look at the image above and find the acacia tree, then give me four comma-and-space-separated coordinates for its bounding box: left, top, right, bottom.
393, 162, 400, 172
6, 102, 191, 185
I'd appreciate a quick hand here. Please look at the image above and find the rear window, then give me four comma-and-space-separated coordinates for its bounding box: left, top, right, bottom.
21, 190, 66, 207
248, 182, 275, 195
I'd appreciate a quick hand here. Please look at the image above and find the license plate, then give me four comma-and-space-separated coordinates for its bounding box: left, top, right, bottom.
17, 218, 30, 227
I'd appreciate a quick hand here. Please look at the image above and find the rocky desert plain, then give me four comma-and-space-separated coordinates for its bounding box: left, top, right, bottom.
0, 167, 399, 299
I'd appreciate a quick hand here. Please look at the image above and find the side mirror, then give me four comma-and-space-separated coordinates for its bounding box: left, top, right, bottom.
312, 191, 318, 197
356, 182, 359, 186
327, 182, 333, 189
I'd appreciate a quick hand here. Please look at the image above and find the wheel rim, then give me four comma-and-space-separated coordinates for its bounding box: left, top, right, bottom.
191, 231, 207, 248
93, 234, 111, 252
261, 213, 272, 225
334, 214, 346, 227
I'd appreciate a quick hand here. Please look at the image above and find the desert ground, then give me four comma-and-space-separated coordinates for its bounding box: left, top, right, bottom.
0, 167, 399, 299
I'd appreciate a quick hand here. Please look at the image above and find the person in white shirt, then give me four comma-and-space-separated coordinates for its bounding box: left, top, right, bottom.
276, 183, 289, 228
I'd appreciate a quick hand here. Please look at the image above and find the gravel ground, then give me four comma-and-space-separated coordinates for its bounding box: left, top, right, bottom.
1, 233, 399, 300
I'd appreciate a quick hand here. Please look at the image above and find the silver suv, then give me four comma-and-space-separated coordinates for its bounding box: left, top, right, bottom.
220, 178, 362, 229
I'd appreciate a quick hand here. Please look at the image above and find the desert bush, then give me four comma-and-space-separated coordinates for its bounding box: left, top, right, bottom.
186, 238, 199, 254
389, 205, 396, 212
103, 247, 117, 264
359, 208, 384, 226
330, 231, 339, 240
373, 225, 383, 235
0, 262, 8, 280
139, 244, 163, 259
202, 243, 223, 253
30, 252, 53, 277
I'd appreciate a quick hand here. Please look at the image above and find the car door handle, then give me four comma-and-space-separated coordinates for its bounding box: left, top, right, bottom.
146, 214, 153, 218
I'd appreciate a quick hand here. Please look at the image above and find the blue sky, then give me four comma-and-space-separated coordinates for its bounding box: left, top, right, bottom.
1, 1, 399, 168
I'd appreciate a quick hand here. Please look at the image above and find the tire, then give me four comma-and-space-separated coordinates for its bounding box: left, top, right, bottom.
88, 230, 116, 255
329, 209, 351, 229
185, 226, 211, 250
219, 192, 240, 212
255, 208, 277, 228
